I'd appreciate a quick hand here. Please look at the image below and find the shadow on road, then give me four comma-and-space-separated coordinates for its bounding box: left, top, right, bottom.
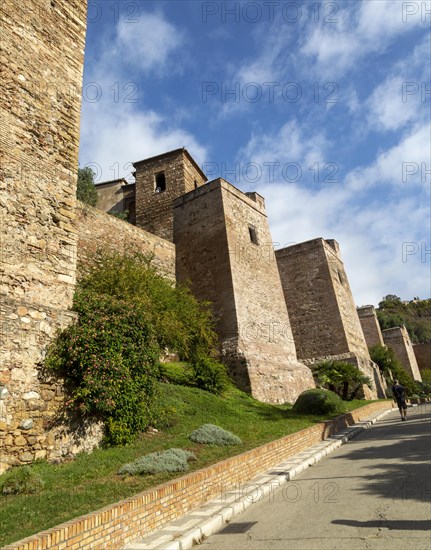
332, 518, 430, 531
329, 404, 431, 503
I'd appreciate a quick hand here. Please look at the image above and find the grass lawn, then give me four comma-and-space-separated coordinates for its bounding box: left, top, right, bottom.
0, 379, 374, 547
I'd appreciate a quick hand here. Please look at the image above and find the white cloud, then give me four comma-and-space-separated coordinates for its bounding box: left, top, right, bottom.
80, 101, 206, 183
300, 1, 430, 77
79, 11, 206, 181
116, 13, 185, 74
346, 123, 430, 191
365, 36, 430, 132
239, 120, 329, 172
237, 122, 430, 305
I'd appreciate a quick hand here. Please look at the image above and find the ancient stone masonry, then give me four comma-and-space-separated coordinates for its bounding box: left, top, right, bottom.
382, 327, 422, 381
413, 342, 431, 373
134, 148, 207, 242
357, 305, 385, 348
276, 239, 386, 399
0, 0, 95, 473
1, 1, 388, 473
77, 203, 176, 281
95, 179, 136, 224
174, 178, 315, 403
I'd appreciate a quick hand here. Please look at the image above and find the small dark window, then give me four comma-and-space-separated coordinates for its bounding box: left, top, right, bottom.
194, 179, 198, 189
337, 270, 344, 284
249, 225, 258, 245
155, 172, 166, 193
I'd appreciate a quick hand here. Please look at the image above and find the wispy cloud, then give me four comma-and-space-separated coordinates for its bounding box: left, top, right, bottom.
79, 10, 206, 181
237, 120, 430, 305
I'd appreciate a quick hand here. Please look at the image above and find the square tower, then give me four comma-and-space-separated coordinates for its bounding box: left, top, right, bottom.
173, 178, 315, 404
357, 305, 385, 348
134, 148, 207, 241
276, 239, 385, 398
382, 327, 422, 381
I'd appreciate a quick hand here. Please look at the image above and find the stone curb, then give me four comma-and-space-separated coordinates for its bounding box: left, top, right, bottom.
124, 408, 393, 550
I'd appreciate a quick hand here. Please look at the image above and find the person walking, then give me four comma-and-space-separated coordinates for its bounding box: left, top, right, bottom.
392, 379, 408, 420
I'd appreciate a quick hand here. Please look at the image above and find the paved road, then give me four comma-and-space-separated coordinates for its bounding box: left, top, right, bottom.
200, 404, 431, 550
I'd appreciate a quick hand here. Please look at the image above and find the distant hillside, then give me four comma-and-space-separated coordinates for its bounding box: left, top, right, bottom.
376, 295, 431, 343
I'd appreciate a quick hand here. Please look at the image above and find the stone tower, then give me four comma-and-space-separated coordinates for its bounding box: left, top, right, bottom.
134, 149, 207, 241
357, 305, 385, 348
382, 327, 422, 381
276, 238, 385, 398
1, 0, 89, 472
173, 178, 315, 404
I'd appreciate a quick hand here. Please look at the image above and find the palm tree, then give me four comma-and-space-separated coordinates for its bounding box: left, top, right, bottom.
312, 361, 372, 400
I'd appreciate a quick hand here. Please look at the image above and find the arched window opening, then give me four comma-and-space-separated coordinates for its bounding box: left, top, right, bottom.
155, 172, 166, 193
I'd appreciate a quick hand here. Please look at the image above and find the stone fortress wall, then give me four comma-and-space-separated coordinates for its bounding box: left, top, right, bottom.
135, 149, 207, 242
3, 1, 420, 473
77, 203, 176, 281
174, 179, 314, 403
412, 342, 431, 373
1, 0, 90, 473
357, 305, 385, 348
382, 327, 422, 382
275, 239, 385, 399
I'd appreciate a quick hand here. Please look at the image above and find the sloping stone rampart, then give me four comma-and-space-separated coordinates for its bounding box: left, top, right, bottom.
382, 327, 422, 381
413, 342, 431, 372
76, 203, 175, 280
174, 179, 314, 403
357, 305, 385, 348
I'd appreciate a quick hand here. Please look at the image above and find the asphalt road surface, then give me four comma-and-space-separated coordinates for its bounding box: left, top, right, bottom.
200, 404, 431, 550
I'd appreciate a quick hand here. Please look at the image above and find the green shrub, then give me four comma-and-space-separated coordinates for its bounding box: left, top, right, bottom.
76, 167, 97, 207
45, 250, 220, 445
45, 291, 160, 445
78, 250, 217, 362
293, 389, 346, 415
189, 424, 242, 445
191, 357, 229, 395
370, 345, 420, 396
118, 448, 196, 476
109, 210, 129, 221
1, 466, 44, 495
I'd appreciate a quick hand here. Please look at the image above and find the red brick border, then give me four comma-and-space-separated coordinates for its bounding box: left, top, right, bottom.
4, 401, 394, 550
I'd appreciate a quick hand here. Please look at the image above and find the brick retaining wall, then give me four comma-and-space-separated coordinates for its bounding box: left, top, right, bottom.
4, 400, 393, 550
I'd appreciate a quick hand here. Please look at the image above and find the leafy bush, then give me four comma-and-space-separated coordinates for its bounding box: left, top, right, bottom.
118, 448, 196, 476
109, 210, 129, 221
312, 361, 372, 400
376, 296, 431, 343
189, 424, 242, 445
45, 250, 220, 445
76, 167, 98, 207
420, 369, 431, 384
45, 291, 160, 445
78, 250, 217, 362
1, 466, 44, 495
370, 345, 420, 396
191, 357, 229, 395
293, 389, 346, 415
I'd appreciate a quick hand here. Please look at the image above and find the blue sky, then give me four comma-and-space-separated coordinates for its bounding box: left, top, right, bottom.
79, 1, 430, 306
